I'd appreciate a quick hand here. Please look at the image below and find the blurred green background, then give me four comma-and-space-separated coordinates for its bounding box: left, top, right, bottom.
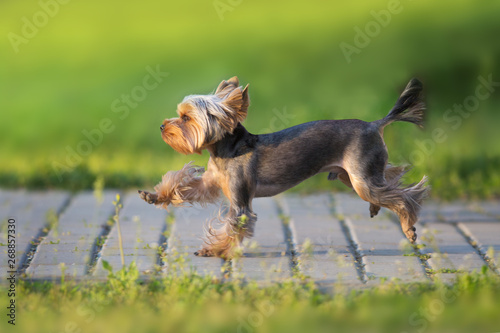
1, 0, 499, 199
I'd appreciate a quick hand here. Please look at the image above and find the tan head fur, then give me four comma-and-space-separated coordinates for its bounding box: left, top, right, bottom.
160, 76, 250, 155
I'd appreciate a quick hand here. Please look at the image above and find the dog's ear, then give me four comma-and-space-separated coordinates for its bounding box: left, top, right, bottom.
215, 76, 240, 95
222, 83, 249, 125
241, 84, 249, 116
226, 76, 239, 87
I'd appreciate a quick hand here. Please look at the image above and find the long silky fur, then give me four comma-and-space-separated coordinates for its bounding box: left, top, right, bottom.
369, 168, 430, 228
377, 78, 426, 128
153, 162, 220, 210
202, 208, 257, 259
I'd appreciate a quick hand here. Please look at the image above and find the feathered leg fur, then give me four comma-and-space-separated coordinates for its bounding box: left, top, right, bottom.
138, 162, 221, 209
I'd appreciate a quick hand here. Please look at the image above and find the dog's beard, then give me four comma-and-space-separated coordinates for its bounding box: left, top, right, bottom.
162, 103, 234, 154
162, 119, 206, 155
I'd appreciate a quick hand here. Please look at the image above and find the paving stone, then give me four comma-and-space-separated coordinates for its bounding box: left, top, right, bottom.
419, 223, 485, 273
235, 197, 291, 281
26, 191, 117, 278
26, 244, 91, 265
1, 189, 499, 285
363, 255, 424, 283
283, 194, 359, 284
26, 264, 88, 279
335, 193, 371, 218
0, 191, 69, 278
166, 204, 224, 277
427, 253, 485, 272
0, 189, 26, 214
474, 202, 500, 219
437, 202, 494, 223
418, 202, 441, 224
336, 194, 426, 282
94, 193, 168, 276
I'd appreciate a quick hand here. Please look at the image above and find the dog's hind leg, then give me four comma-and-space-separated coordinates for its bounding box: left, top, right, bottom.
345, 146, 428, 244
348, 168, 428, 243
329, 169, 381, 218
369, 202, 381, 218
367, 164, 409, 218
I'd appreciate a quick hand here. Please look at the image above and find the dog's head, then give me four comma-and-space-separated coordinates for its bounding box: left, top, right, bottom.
160, 76, 249, 155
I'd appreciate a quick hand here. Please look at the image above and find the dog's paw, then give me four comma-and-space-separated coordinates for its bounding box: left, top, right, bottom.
138, 190, 157, 204
369, 204, 381, 218
404, 226, 417, 244
194, 248, 215, 257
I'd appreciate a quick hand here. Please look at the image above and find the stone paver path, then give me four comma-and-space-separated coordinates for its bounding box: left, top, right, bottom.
1, 189, 499, 287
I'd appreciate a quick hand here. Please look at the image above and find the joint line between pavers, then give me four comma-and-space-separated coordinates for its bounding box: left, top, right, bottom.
274, 196, 299, 278
386, 213, 433, 280
341, 217, 368, 284
414, 223, 437, 280
156, 211, 172, 270
329, 194, 367, 284
17, 193, 72, 276
455, 223, 500, 275
86, 192, 122, 275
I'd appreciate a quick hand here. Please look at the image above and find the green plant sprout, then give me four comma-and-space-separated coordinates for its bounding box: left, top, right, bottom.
112, 194, 125, 268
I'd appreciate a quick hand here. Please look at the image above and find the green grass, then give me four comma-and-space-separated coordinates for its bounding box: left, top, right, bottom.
2, 263, 500, 333
1, 0, 499, 199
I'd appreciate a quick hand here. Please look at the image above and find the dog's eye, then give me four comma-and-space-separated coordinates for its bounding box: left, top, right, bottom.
182, 115, 190, 122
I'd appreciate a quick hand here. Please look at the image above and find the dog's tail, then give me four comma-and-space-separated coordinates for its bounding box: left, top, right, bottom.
375, 78, 425, 129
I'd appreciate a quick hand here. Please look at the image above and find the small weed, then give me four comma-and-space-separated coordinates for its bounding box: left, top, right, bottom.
236, 214, 248, 229
93, 174, 105, 204
437, 268, 465, 274
112, 194, 125, 268
404, 253, 431, 260
101, 260, 140, 296
426, 268, 466, 274
335, 213, 345, 221
279, 213, 290, 225
96, 236, 107, 247
59, 263, 67, 286
45, 209, 59, 235
8, 263, 500, 333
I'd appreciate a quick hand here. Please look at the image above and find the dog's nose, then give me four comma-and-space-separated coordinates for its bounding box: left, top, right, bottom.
160, 124, 165, 131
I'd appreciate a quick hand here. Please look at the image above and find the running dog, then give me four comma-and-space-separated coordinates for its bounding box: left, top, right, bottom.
139, 77, 429, 259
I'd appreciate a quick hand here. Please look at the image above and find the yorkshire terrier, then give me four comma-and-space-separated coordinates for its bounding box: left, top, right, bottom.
138, 77, 429, 259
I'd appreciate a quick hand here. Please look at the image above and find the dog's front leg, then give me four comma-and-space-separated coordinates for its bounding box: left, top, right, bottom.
195, 205, 257, 259
196, 159, 257, 259
138, 162, 220, 209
